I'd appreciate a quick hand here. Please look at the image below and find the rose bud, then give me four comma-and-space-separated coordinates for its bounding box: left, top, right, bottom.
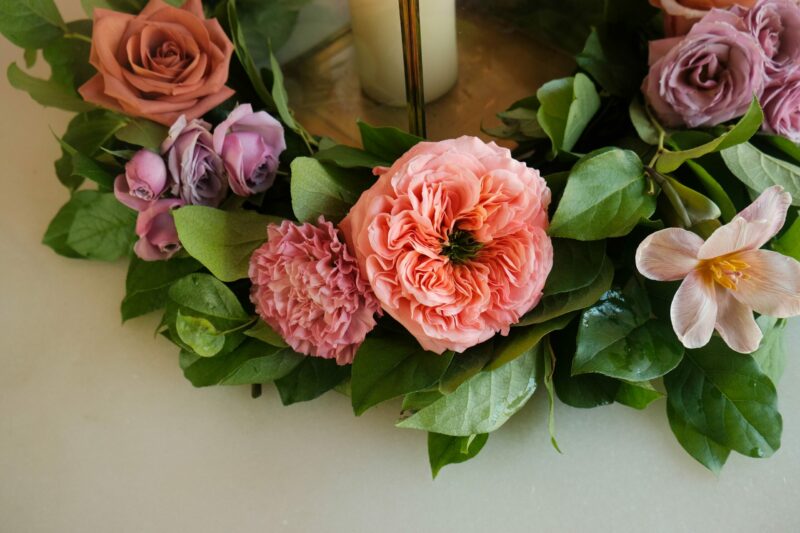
162, 115, 228, 207
114, 149, 168, 211
133, 198, 184, 261
212, 103, 286, 197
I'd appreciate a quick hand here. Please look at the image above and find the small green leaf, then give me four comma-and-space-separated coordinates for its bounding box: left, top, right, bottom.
56, 137, 117, 189
314, 144, 390, 169
55, 110, 128, 190
351, 335, 452, 415
290, 157, 373, 222
629, 99, 661, 146
275, 357, 350, 405
42, 190, 100, 257
752, 317, 787, 385
721, 142, 800, 205
244, 320, 288, 348
167, 273, 250, 332
656, 98, 762, 173
402, 389, 444, 412
114, 118, 168, 151
227, 0, 275, 109
487, 312, 576, 371
397, 344, 540, 436
541, 340, 561, 452
667, 402, 730, 474
575, 27, 642, 97
774, 213, 800, 261
549, 148, 655, 240
173, 206, 281, 282
176, 311, 226, 357
7, 62, 93, 112
0, 0, 66, 49
358, 121, 423, 161
553, 342, 620, 409
65, 193, 136, 260
615, 380, 663, 410
121, 256, 202, 321
438, 342, 494, 394
543, 239, 606, 295
269, 50, 302, 137
427, 433, 489, 478
536, 73, 600, 155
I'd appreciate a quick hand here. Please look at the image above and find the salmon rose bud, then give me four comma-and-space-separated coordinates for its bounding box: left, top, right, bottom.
340, 136, 553, 354
78, 0, 235, 126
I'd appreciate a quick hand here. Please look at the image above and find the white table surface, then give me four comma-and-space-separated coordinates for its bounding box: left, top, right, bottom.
2, 4, 799, 532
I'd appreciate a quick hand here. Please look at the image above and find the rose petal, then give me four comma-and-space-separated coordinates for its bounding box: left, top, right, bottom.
636, 227, 703, 281
670, 270, 718, 349
731, 249, 800, 318
715, 288, 763, 354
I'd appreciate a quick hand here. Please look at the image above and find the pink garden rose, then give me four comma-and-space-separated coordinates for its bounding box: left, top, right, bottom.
134, 198, 183, 261
740, 0, 800, 73
162, 115, 228, 207
249, 217, 380, 364
212, 103, 286, 196
339, 136, 553, 354
650, 0, 757, 36
642, 17, 766, 127
114, 149, 167, 211
636, 186, 800, 353
762, 69, 800, 141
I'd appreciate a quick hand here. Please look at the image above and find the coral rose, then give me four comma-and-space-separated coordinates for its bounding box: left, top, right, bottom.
339, 136, 553, 354
249, 217, 380, 364
79, 0, 235, 126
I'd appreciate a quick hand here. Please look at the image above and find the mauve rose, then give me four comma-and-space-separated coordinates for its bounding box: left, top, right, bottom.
162, 115, 227, 207
642, 19, 766, 128
741, 0, 800, 73
650, 0, 757, 35
762, 70, 800, 141
212, 104, 286, 196
134, 198, 184, 261
114, 149, 167, 211
78, 0, 234, 126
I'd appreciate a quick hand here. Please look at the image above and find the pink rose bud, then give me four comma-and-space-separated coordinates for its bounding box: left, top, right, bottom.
114, 149, 168, 211
212, 103, 286, 196
133, 198, 184, 261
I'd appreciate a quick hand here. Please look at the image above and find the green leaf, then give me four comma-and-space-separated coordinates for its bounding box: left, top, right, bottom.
237, 0, 309, 67
121, 256, 202, 321
55, 110, 128, 189
721, 142, 800, 206
114, 118, 168, 151
7, 62, 93, 112
659, 171, 722, 228
182, 339, 303, 387
681, 158, 737, 223
615, 380, 663, 410
765, 134, 800, 163
290, 157, 372, 222
0, 0, 65, 49
438, 342, 494, 394
656, 98, 763, 173
543, 239, 606, 295
227, 0, 275, 109
358, 121, 423, 161
774, 214, 800, 261
314, 144, 390, 169
575, 27, 642, 97
487, 312, 576, 371
752, 317, 787, 385
664, 336, 782, 462
554, 342, 620, 408
351, 335, 452, 415
517, 253, 613, 326
397, 344, 540, 436
65, 193, 136, 260
536, 73, 600, 155
402, 389, 444, 412
42, 21, 94, 88
56, 137, 117, 189
41, 190, 99, 257
244, 320, 288, 348
173, 206, 281, 282
629, 99, 660, 146
275, 357, 350, 405
572, 282, 684, 381
667, 402, 730, 474
427, 433, 488, 478
541, 340, 561, 451
269, 50, 304, 139
176, 311, 226, 357
167, 273, 250, 332
549, 148, 655, 240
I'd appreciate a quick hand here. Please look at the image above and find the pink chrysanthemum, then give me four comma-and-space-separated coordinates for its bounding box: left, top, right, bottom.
249, 217, 380, 364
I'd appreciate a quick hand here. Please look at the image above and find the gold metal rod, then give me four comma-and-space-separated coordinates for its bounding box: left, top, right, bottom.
398, 0, 426, 138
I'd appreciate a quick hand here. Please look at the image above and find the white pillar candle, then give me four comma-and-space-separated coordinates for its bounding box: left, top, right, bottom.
348, 0, 458, 106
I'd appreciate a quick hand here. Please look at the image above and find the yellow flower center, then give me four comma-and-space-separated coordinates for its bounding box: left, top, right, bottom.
701, 255, 751, 291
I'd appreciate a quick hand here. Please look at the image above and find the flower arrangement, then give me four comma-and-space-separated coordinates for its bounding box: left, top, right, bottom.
2, 0, 800, 477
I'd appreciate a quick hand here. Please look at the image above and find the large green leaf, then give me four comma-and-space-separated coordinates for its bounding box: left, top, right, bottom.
121, 256, 202, 321
572, 282, 684, 381
237, 0, 309, 67
314, 144, 390, 169
438, 342, 494, 394
42, 190, 100, 258
666, 402, 730, 474
549, 148, 655, 240
517, 254, 613, 326
664, 336, 782, 463
65, 193, 136, 260
536, 73, 600, 155
182, 339, 303, 387
427, 433, 488, 479
656, 98, 763, 173
114, 118, 168, 151
0, 0, 65, 49
721, 142, 800, 205
543, 239, 606, 295
166, 273, 250, 332
752, 317, 787, 385
553, 342, 620, 409
7, 62, 93, 112
628, 99, 660, 146
275, 357, 350, 405
173, 206, 280, 282
358, 121, 422, 161
290, 157, 372, 222
487, 312, 576, 371
227, 0, 275, 109
55, 110, 128, 189
575, 27, 643, 97
774, 214, 800, 261
615, 380, 663, 410
351, 335, 452, 415
396, 344, 540, 436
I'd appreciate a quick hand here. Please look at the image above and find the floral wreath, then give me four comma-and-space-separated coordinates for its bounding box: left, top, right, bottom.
3, 0, 800, 477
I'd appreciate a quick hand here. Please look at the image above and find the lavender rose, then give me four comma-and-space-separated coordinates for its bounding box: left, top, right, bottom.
642, 19, 766, 127
134, 198, 184, 261
762, 70, 800, 141
741, 0, 800, 74
212, 103, 286, 196
114, 149, 167, 211
162, 115, 228, 207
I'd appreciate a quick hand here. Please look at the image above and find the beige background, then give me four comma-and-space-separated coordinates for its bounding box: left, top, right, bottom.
2, 2, 800, 532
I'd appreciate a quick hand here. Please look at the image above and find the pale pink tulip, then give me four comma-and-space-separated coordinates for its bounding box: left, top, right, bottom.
636, 185, 800, 353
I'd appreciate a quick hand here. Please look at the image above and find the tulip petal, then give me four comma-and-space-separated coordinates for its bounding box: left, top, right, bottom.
737, 185, 791, 238
731, 249, 800, 318
715, 289, 762, 354
635, 227, 703, 281
671, 270, 718, 349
